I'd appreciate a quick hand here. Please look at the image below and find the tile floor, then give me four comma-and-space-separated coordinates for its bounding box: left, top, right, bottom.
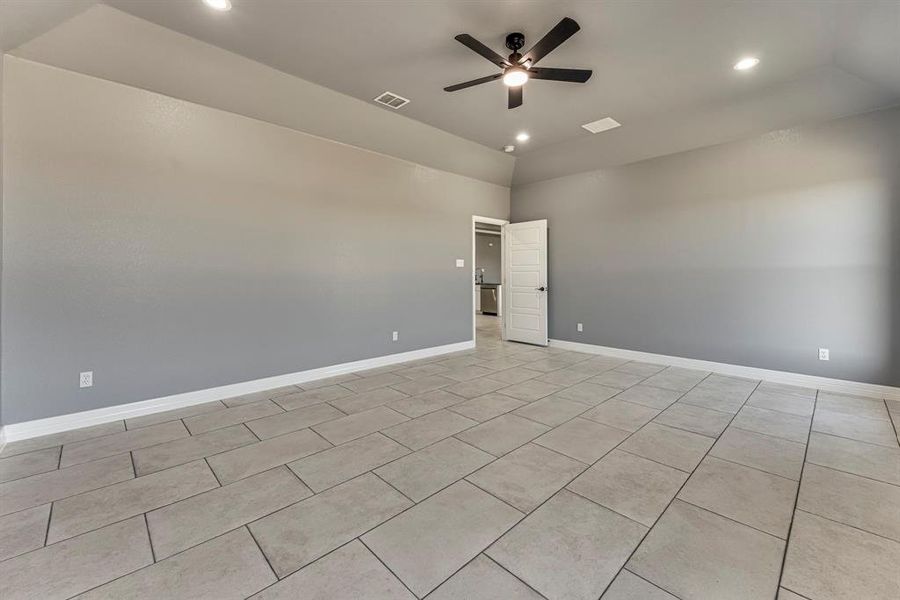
1, 314, 898, 599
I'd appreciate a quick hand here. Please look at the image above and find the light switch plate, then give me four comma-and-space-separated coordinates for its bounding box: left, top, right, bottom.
455, 259, 465, 268
80, 371, 93, 388
577, 323, 583, 332
818, 348, 829, 361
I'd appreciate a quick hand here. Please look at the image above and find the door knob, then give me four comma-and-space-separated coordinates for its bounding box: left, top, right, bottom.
536, 286, 547, 292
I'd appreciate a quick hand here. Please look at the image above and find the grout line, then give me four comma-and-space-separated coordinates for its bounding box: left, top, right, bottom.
675, 496, 787, 541
793, 507, 900, 544
371, 471, 416, 505
622, 567, 687, 600
358, 537, 421, 598
204, 457, 223, 487
705, 454, 801, 483
245, 524, 280, 580
143, 513, 157, 563
774, 388, 817, 594
42, 502, 54, 547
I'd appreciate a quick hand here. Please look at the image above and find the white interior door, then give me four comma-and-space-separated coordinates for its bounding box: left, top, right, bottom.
503, 219, 548, 346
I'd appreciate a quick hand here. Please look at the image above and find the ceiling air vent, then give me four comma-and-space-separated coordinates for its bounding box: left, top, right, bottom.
582, 117, 621, 134
374, 92, 410, 109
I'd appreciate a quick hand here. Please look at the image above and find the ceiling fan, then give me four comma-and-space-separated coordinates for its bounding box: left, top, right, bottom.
444, 17, 592, 109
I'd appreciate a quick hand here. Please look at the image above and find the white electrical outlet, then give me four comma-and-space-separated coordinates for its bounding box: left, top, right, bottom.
80, 371, 93, 388
577, 323, 583, 332
818, 348, 830, 361
392, 331, 399, 342
455, 259, 465, 268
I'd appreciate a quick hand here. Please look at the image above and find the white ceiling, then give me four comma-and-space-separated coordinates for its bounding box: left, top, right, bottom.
4, 0, 900, 185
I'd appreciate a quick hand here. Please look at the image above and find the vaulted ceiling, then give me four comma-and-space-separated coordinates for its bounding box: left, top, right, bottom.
3, 0, 899, 185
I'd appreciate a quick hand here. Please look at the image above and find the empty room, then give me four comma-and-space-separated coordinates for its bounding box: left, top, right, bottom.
1, 1, 899, 599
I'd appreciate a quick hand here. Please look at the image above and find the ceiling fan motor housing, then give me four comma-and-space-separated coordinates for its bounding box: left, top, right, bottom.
505, 32, 526, 52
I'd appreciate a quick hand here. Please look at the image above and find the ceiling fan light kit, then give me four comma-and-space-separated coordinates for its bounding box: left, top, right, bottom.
444, 17, 592, 109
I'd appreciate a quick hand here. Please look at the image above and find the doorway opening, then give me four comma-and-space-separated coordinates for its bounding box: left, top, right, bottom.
472, 215, 507, 347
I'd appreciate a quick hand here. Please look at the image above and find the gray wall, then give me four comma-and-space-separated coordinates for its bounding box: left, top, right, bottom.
1, 57, 509, 424
512, 107, 900, 387
475, 233, 501, 284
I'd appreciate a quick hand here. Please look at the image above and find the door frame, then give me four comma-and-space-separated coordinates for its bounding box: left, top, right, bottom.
471, 215, 509, 343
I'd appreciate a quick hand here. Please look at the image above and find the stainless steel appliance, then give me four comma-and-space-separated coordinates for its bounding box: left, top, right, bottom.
480, 285, 498, 315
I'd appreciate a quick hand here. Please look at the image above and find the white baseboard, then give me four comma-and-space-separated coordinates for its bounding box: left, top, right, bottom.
550, 339, 900, 401
0, 340, 475, 444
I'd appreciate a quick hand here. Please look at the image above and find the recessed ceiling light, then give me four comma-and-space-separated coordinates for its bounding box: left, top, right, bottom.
516, 132, 530, 142
503, 145, 515, 153
733, 57, 760, 71
203, 0, 232, 11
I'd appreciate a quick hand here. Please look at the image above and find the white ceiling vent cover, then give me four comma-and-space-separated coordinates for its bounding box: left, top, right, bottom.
374, 92, 411, 109
582, 117, 621, 134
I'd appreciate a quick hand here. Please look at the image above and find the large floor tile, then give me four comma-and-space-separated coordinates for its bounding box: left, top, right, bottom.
582, 399, 660, 432
513, 396, 588, 426
342, 372, 410, 393
601, 569, 678, 599
489, 367, 544, 385
445, 377, 509, 399
812, 409, 898, 447
428, 554, 541, 600
312, 406, 408, 445
440, 365, 495, 382
677, 457, 797, 538
653, 402, 732, 438
250, 540, 413, 600
0, 421, 124, 459
756, 381, 816, 399
488, 489, 646, 600
132, 424, 257, 476
78, 528, 275, 600
619, 422, 713, 472
393, 362, 451, 380
568, 449, 687, 527
386, 389, 465, 418
207, 428, 331, 484
389, 374, 456, 396
498, 380, 564, 402
222, 386, 302, 407
798, 463, 900, 541
456, 414, 550, 457
628, 500, 784, 600
184, 400, 285, 435
806, 432, 900, 485
363, 481, 523, 597
288, 432, 408, 492
297, 373, 360, 390
147, 466, 310, 559
782, 510, 900, 600
125, 401, 226, 430
553, 382, 622, 407
536, 367, 594, 387
273, 385, 354, 411
382, 409, 477, 450
48, 459, 218, 543
249, 473, 411, 577
246, 403, 344, 439
0, 516, 152, 600
694, 374, 759, 397
330, 387, 408, 414
710, 427, 806, 480
615, 362, 666, 377
448, 393, 526, 422
746, 389, 815, 417
0, 504, 50, 562
588, 370, 647, 389
816, 392, 891, 421
0, 453, 134, 517
731, 406, 811, 443
468, 443, 586, 512
375, 437, 493, 501
642, 367, 709, 392
60, 421, 189, 467
0, 446, 60, 484
677, 386, 747, 414
534, 418, 629, 464
615, 385, 683, 410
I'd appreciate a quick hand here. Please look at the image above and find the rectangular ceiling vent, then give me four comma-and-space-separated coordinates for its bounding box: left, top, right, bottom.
374, 92, 410, 110
582, 117, 621, 134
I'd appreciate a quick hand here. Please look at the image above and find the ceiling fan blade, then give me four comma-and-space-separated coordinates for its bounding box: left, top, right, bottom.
529, 67, 592, 83
508, 85, 523, 109
444, 73, 502, 92
454, 34, 511, 68
521, 17, 580, 66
